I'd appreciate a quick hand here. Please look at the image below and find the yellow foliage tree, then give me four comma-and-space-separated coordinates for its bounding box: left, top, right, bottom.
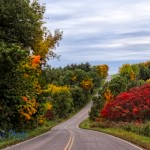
46, 84, 70, 94
80, 78, 94, 90
119, 64, 137, 80
19, 98, 38, 121
71, 75, 77, 81
104, 88, 114, 102
96, 64, 109, 78
130, 71, 136, 81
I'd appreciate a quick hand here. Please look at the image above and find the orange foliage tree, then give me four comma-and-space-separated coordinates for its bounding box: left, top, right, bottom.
104, 88, 114, 102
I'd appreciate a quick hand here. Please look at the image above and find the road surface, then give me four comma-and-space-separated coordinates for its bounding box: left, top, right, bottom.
3, 76, 143, 150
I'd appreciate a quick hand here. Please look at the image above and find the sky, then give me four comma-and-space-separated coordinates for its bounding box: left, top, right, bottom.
42, 0, 150, 74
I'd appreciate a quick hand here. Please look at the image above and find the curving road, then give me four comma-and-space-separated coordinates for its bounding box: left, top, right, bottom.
3, 101, 143, 150
3, 76, 143, 150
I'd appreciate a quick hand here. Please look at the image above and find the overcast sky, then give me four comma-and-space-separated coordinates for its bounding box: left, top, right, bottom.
42, 0, 150, 74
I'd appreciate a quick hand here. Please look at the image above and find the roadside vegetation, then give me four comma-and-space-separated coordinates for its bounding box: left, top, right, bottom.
87, 61, 150, 149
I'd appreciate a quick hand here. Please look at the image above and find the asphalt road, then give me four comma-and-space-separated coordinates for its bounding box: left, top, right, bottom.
4, 76, 144, 150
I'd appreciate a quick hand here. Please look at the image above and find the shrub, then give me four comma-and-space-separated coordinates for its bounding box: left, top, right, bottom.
139, 122, 150, 137
100, 83, 150, 122
118, 121, 150, 137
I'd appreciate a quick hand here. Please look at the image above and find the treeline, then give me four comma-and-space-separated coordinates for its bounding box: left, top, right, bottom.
41, 63, 108, 119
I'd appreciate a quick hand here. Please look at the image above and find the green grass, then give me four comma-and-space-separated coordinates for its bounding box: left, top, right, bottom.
80, 119, 150, 150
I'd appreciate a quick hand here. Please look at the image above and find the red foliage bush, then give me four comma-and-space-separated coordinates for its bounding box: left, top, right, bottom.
44, 110, 54, 120
100, 83, 150, 122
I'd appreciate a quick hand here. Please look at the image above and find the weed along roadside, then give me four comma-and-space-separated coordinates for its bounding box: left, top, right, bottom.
0, 130, 28, 141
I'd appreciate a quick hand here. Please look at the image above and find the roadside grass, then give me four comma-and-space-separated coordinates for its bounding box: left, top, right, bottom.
79, 119, 150, 150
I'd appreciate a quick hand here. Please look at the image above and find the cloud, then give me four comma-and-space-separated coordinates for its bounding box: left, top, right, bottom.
42, 0, 150, 74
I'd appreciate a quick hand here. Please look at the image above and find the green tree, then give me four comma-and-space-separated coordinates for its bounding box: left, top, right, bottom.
119, 64, 140, 80
52, 91, 74, 118
89, 94, 104, 121
107, 75, 128, 97
0, 0, 44, 46
0, 0, 62, 61
71, 86, 85, 109
0, 42, 28, 130
138, 63, 150, 80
